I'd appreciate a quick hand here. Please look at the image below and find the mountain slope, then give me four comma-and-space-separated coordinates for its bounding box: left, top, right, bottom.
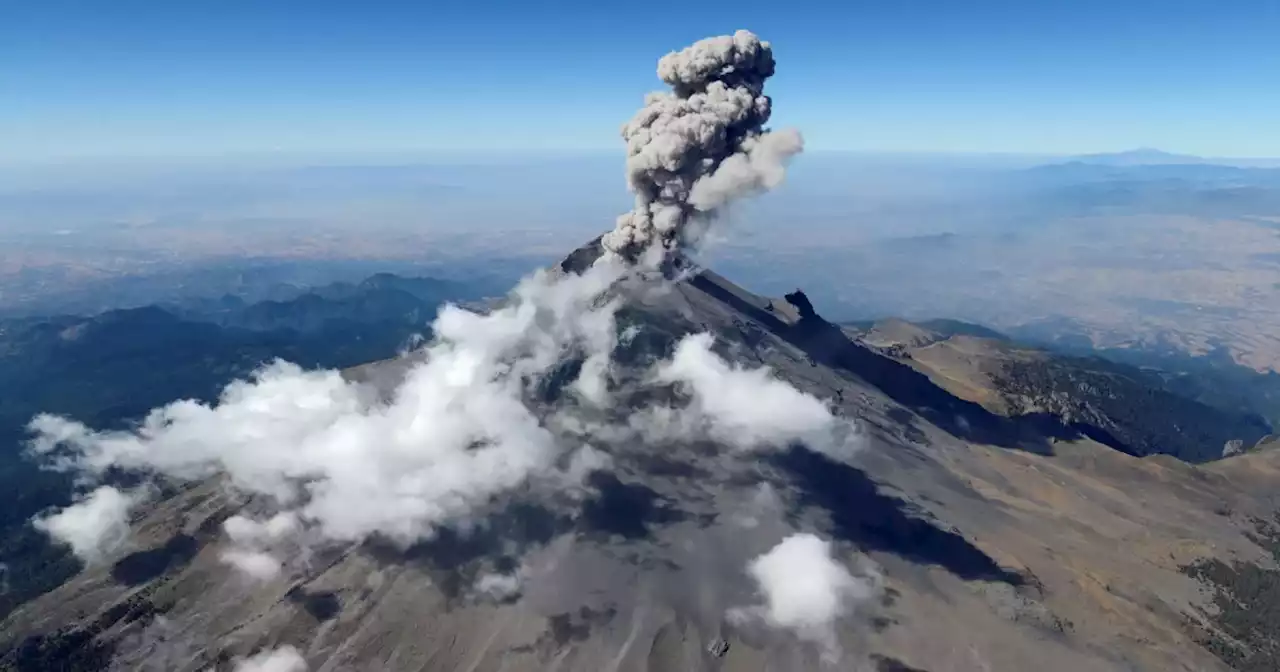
4, 241, 1280, 671
844, 319, 1272, 462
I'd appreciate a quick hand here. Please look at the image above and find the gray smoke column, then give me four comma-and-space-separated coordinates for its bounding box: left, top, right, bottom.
602, 30, 804, 258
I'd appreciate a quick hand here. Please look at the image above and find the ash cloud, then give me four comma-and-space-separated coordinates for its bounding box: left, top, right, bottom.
603, 30, 803, 257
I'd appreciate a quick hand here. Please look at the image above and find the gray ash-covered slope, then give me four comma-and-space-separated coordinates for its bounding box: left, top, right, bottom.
7, 239, 1280, 672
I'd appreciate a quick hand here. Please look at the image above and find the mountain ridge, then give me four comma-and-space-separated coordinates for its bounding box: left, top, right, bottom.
844, 318, 1272, 462
1075, 148, 1209, 166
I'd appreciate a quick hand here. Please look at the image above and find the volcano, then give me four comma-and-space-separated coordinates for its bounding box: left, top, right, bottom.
4, 238, 1280, 672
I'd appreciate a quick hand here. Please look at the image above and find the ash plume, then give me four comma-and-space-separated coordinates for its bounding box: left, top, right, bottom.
603, 30, 804, 258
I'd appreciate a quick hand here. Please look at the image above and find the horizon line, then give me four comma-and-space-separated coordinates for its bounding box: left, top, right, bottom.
4, 147, 1280, 171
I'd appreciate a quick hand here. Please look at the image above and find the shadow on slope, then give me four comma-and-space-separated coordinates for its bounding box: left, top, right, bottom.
4, 628, 116, 672
286, 587, 341, 622
579, 472, 686, 541
364, 501, 568, 600
363, 473, 685, 600
110, 534, 200, 587
775, 446, 1024, 585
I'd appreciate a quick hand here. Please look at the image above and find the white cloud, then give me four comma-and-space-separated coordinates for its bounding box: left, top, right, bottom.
471, 549, 564, 603
26, 254, 861, 598
27, 259, 626, 550
233, 645, 307, 672
562, 444, 612, 487
219, 549, 284, 581
218, 513, 300, 580
647, 333, 852, 451
474, 570, 522, 600
734, 533, 880, 659
570, 353, 612, 407
33, 486, 137, 563
224, 513, 299, 546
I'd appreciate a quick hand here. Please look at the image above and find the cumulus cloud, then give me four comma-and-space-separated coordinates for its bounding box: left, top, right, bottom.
734, 534, 880, 660
28, 288, 861, 591
645, 333, 851, 451
474, 570, 523, 601
27, 260, 625, 561
33, 486, 138, 562
216, 513, 302, 580
224, 513, 300, 545
233, 645, 307, 672
570, 352, 612, 407
27, 270, 859, 577
220, 549, 284, 581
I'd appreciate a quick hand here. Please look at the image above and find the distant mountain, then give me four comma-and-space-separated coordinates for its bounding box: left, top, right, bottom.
0, 273, 486, 620
1028, 148, 1280, 183
915, 318, 1011, 342
0, 257, 525, 321
1070, 148, 1280, 169
1075, 148, 1208, 166
1015, 153, 1280, 217
166, 273, 472, 333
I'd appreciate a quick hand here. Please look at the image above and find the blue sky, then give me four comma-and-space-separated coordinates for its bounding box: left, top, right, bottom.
4, 0, 1279, 162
